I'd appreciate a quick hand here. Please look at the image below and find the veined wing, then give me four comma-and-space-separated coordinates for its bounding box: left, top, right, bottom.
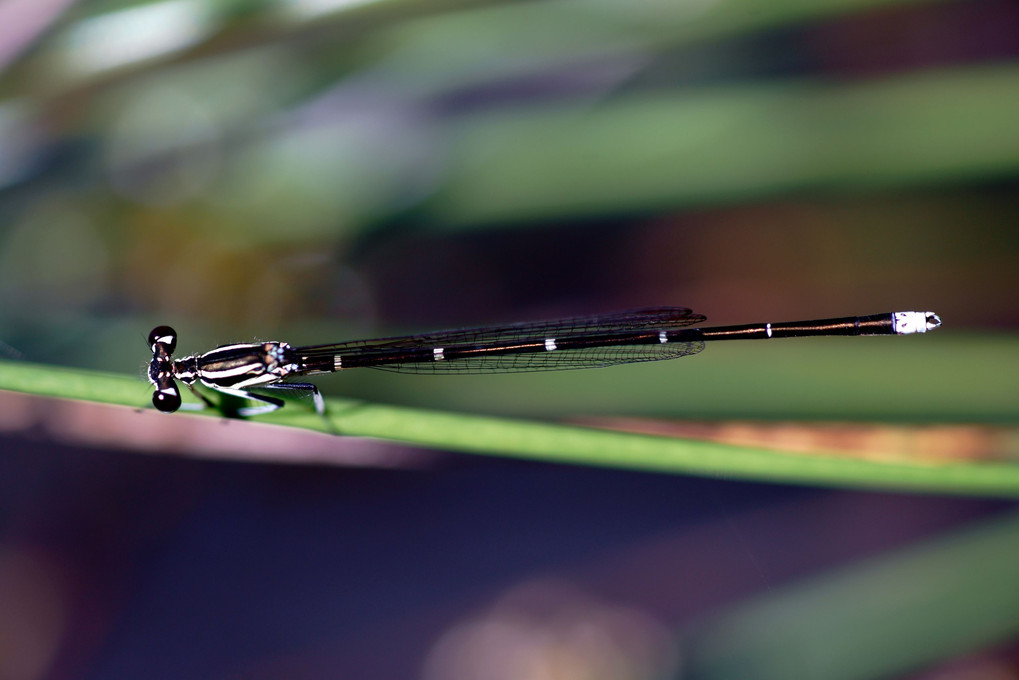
294, 307, 707, 374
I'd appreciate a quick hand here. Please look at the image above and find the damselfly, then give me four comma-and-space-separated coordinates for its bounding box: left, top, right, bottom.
147, 308, 941, 416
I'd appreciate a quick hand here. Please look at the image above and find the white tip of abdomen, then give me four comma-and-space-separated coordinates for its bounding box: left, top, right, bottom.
892, 311, 942, 334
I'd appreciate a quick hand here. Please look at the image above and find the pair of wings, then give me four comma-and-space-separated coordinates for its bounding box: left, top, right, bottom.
295, 307, 707, 374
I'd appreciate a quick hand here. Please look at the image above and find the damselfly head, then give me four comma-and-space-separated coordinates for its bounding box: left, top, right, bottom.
148, 325, 183, 412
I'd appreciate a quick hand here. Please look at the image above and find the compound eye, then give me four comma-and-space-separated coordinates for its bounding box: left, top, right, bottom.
152, 383, 182, 413
148, 326, 177, 353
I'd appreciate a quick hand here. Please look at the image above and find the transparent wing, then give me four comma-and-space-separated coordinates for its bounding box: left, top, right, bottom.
365, 337, 706, 373
295, 307, 707, 374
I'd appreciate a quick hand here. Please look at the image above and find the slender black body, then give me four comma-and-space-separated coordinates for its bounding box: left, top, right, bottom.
147, 308, 940, 415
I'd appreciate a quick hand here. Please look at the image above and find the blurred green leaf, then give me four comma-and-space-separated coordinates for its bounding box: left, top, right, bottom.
429, 66, 1019, 226
682, 509, 1019, 679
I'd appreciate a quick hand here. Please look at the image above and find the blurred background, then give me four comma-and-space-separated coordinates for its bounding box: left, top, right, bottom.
0, 0, 1017, 678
